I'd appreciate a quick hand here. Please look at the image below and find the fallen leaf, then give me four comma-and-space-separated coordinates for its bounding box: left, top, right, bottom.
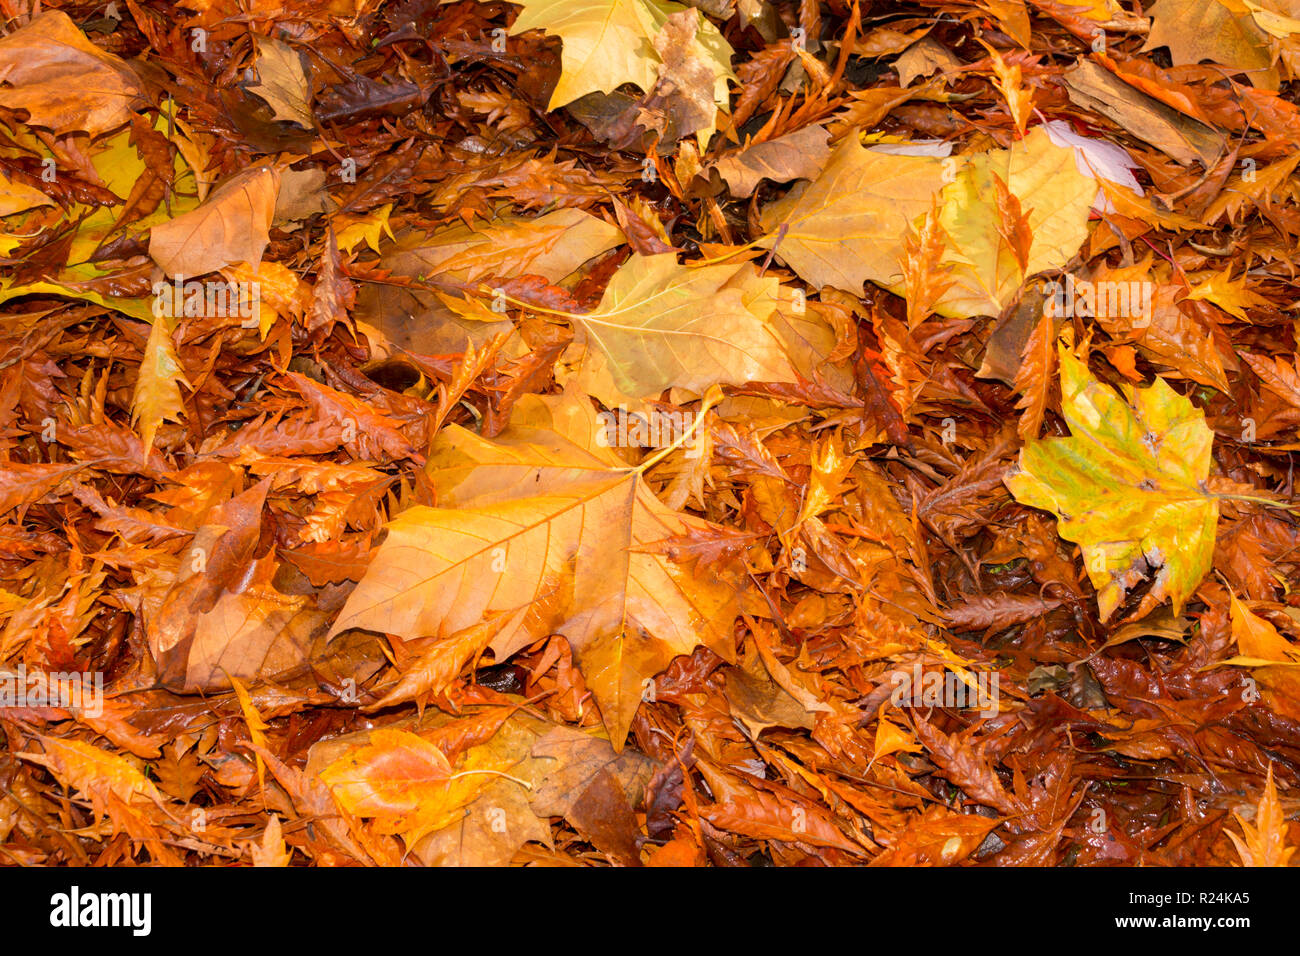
566, 254, 801, 402
1228, 764, 1296, 866
331, 417, 742, 747
507, 0, 734, 113
0, 11, 144, 135
246, 36, 314, 128
149, 165, 281, 276
1005, 342, 1219, 620
714, 125, 832, 197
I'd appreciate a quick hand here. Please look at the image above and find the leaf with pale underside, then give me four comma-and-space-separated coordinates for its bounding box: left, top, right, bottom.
330, 418, 741, 749
1005, 344, 1219, 621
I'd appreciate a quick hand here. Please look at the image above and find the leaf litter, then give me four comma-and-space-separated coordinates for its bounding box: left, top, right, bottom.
0, 0, 1298, 867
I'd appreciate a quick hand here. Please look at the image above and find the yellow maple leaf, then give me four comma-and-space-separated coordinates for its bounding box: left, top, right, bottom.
334, 204, 395, 255
330, 402, 741, 749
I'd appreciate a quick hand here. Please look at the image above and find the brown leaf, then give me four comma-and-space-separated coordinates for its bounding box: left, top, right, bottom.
0, 11, 143, 135
149, 165, 280, 276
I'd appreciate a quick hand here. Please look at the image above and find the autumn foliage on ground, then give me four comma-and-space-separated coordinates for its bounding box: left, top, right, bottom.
0, 0, 1298, 867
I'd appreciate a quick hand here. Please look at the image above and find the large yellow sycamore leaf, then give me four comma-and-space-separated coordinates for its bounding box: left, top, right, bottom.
1005, 344, 1218, 621
567, 253, 800, 404
758, 139, 947, 296
761, 127, 1095, 316
330, 417, 741, 749
500, 0, 734, 114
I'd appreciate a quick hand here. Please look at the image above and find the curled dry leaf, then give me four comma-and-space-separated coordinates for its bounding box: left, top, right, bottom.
149, 165, 281, 276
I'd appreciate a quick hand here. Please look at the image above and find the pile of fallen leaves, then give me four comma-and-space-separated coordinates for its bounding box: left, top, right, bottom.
1, 0, 1298, 867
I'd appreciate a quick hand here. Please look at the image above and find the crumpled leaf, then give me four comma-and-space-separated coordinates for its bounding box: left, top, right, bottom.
714, 125, 832, 198
149, 165, 281, 276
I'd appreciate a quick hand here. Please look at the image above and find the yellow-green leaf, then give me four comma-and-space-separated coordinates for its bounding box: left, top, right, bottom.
761, 128, 1094, 317
1004, 343, 1218, 621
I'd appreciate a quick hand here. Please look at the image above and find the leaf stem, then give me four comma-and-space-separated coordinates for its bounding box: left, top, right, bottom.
472, 284, 582, 319
632, 388, 723, 474
447, 769, 533, 790
685, 238, 765, 267
1213, 492, 1299, 512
